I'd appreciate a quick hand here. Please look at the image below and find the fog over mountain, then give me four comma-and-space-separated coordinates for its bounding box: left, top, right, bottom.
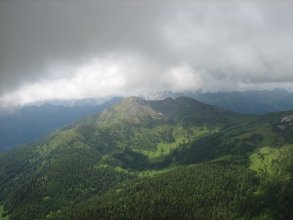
1, 0, 293, 107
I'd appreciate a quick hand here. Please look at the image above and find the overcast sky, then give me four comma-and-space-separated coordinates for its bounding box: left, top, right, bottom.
1, 0, 293, 107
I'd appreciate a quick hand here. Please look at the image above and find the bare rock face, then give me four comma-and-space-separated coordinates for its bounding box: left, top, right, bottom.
278, 115, 293, 131
280, 115, 293, 124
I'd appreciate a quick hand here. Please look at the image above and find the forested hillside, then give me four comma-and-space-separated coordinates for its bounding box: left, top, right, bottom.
0, 97, 292, 220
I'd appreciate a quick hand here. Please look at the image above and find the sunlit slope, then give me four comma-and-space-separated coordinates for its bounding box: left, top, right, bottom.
0, 96, 292, 220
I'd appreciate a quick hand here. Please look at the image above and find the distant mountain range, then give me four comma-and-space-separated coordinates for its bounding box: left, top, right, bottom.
0, 97, 122, 151
192, 89, 293, 114
153, 89, 293, 114
1, 89, 293, 151
0, 96, 292, 219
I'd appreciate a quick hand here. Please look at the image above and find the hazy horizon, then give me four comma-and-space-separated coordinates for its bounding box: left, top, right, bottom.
1, 0, 293, 107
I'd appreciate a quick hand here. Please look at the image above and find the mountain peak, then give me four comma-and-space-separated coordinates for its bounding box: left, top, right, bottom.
97, 96, 235, 126
98, 97, 162, 125
123, 96, 145, 103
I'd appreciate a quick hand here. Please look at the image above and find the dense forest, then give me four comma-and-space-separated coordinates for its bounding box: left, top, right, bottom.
0, 97, 292, 220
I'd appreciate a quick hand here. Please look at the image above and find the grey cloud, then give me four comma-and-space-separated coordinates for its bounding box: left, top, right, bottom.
0, 1, 171, 93
1, 0, 293, 104
163, 1, 293, 84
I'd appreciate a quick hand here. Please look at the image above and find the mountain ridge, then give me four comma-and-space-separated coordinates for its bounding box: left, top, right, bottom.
0, 96, 292, 220
0, 98, 122, 151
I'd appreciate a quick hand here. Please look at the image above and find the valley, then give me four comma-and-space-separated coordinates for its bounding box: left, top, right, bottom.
0, 96, 292, 220
1, 1, 292, 219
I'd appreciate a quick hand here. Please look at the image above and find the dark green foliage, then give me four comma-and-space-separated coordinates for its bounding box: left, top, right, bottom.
0, 96, 293, 220
253, 180, 293, 219
249, 146, 293, 219
149, 96, 240, 126
158, 131, 263, 167
112, 150, 148, 170
50, 162, 259, 220
0, 143, 134, 220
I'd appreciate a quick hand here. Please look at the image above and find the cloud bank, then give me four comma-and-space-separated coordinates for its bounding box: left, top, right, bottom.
1, 0, 293, 107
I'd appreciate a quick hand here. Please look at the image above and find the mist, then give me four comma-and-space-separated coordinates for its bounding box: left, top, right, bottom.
1, 0, 293, 107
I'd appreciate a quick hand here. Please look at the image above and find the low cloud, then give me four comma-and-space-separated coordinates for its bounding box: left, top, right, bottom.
1, 1, 293, 107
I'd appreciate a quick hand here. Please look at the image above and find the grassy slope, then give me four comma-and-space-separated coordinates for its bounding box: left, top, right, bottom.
48, 110, 293, 220
51, 145, 293, 220
1, 97, 232, 219
0, 98, 292, 220
249, 145, 293, 219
